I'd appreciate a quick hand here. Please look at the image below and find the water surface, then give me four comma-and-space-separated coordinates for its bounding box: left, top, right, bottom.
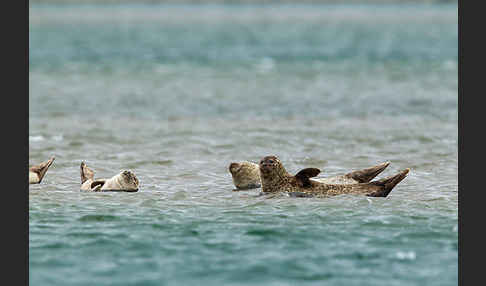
29, 3, 458, 285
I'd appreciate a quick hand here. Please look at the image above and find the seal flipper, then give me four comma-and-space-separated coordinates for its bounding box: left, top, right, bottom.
80, 162, 95, 184
91, 184, 103, 192
29, 157, 55, 183
295, 168, 321, 188
346, 161, 390, 183
90, 180, 105, 192
366, 168, 410, 197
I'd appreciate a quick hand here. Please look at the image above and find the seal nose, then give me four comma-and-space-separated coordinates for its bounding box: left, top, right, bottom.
260, 162, 272, 169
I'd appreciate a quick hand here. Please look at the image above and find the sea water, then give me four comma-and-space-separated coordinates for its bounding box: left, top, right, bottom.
29, 3, 458, 285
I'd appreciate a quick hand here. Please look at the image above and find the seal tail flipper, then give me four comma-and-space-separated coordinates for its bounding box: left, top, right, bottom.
29, 157, 55, 183
80, 162, 95, 184
346, 161, 390, 183
366, 168, 410, 197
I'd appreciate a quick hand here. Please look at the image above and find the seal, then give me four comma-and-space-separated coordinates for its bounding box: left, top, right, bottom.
80, 162, 139, 192
229, 160, 390, 190
259, 155, 409, 198
29, 157, 55, 184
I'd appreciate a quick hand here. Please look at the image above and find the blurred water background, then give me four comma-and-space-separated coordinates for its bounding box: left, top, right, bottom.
29, 1, 457, 285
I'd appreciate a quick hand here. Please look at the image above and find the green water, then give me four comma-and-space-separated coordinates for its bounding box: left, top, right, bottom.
29, 3, 458, 285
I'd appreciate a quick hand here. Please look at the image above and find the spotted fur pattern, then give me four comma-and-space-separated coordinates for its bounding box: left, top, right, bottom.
259, 156, 409, 198
229, 160, 390, 190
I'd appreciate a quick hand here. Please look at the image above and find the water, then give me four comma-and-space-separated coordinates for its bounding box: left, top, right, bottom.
29, 3, 458, 286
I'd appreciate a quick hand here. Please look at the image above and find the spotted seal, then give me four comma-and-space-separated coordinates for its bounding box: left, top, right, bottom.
229, 160, 390, 191
80, 162, 139, 192
259, 155, 409, 198
29, 157, 55, 184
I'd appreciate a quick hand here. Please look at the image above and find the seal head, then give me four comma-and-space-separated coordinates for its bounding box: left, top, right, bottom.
259, 156, 292, 193
99, 170, 139, 192
118, 170, 139, 191
229, 161, 261, 190
259, 156, 286, 178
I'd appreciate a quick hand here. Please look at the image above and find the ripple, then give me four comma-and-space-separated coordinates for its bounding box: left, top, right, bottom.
28, 3, 457, 285
395, 251, 417, 260
29, 135, 45, 142
78, 215, 120, 222
39, 242, 71, 250
246, 229, 283, 237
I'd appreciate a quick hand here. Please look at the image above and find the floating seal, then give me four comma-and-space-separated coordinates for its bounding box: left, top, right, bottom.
229, 160, 390, 190
29, 157, 55, 184
80, 162, 139, 192
259, 156, 409, 198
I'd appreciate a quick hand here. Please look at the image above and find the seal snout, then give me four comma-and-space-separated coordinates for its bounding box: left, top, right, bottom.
259, 162, 272, 172
260, 163, 273, 171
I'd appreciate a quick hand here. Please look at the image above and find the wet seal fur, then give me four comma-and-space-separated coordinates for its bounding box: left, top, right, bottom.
229, 160, 390, 191
80, 162, 139, 192
29, 157, 55, 184
229, 161, 262, 190
259, 155, 409, 198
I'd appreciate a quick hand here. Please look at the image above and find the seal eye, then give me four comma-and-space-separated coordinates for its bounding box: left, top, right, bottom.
268, 159, 274, 164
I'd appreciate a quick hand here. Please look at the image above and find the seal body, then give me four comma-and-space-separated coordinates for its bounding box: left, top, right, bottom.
259, 156, 409, 198
80, 162, 139, 192
229, 160, 390, 190
99, 171, 139, 192
29, 157, 55, 184
29, 172, 40, 184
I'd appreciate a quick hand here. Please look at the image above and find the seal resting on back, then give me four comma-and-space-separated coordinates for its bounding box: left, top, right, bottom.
80, 162, 139, 192
229, 160, 390, 191
29, 157, 55, 184
259, 155, 409, 198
